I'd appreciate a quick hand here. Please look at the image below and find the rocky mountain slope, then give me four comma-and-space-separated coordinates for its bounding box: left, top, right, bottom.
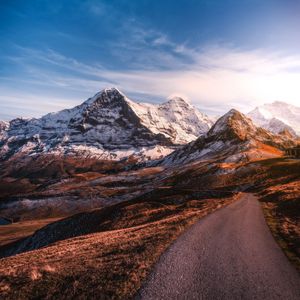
1, 91, 300, 300
0, 88, 213, 162
162, 109, 297, 165
248, 101, 300, 136
0, 108, 289, 221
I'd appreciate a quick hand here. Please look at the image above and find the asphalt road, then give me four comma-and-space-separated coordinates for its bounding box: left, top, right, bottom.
136, 193, 300, 300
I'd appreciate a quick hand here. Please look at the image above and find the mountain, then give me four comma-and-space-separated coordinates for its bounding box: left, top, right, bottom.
0, 88, 213, 162
128, 96, 213, 144
162, 109, 297, 165
263, 118, 297, 137
248, 101, 300, 136
0, 121, 8, 139
0, 121, 8, 131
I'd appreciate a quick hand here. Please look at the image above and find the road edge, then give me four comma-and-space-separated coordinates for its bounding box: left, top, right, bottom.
134, 192, 244, 299
261, 201, 300, 273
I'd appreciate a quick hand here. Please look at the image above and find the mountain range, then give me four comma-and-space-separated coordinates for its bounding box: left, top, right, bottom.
1, 88, 300, 299
162, 108, 296, 166
248, 101, 300, 136
0, 89, 298, 222
0, 88, 213, 162
1, 88, 299, 166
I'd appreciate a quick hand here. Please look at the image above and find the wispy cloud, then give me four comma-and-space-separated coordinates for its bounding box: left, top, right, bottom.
0, 93, 78, 120
1, 28, 300, 119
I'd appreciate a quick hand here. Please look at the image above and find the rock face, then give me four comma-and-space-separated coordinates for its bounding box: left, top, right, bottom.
162, 109, 297, 165
0, 88, 213, 161
248, 101, 300, 136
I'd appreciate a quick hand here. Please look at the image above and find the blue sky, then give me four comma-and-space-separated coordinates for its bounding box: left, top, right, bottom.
1, 0, 300, 120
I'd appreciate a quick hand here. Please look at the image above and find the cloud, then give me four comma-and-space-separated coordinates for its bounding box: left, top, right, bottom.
0, 93, 78, 120
2, 33, 300, 120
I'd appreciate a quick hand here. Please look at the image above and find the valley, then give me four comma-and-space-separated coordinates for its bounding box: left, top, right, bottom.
0, 89, 299, 299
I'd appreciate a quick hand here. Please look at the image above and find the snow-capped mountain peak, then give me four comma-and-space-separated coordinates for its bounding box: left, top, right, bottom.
0, 88, 214, 162
123, 93, 213, 144
166, 96, 190, 105
0, 121, 8, 131
208, 109, 257, 141
0, 121, 9, 141
265, 118, 297, 137
248, 101, 300, 136
84, 87, 126, 105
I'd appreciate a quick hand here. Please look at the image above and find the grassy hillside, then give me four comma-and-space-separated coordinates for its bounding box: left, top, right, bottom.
0, 185, 239, 299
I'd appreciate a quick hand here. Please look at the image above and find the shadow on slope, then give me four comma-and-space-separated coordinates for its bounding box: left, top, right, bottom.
0, 187, 236, 259
0, 186, 238, 299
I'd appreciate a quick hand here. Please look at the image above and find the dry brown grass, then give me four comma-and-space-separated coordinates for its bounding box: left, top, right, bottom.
1, 153, 298, 299
163, 157, 300, 272
220, 158, 300, 271
0, 150, 166, 219
260, 180, 300, 271
0, 218, 62, 247
210, 157, 300, 271
0, 194, 239, 299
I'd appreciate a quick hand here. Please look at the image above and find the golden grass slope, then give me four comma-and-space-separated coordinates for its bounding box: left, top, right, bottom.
0, 193, 239, 299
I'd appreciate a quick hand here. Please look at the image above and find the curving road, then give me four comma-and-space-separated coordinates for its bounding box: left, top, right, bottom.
136, 194, 300, 300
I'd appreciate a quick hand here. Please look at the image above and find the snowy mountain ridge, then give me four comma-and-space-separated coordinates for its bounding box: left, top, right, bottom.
128, 95, 213, 144
0, 88, 213, 161
162, 108, 297, 166
248, 101, 300, 136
